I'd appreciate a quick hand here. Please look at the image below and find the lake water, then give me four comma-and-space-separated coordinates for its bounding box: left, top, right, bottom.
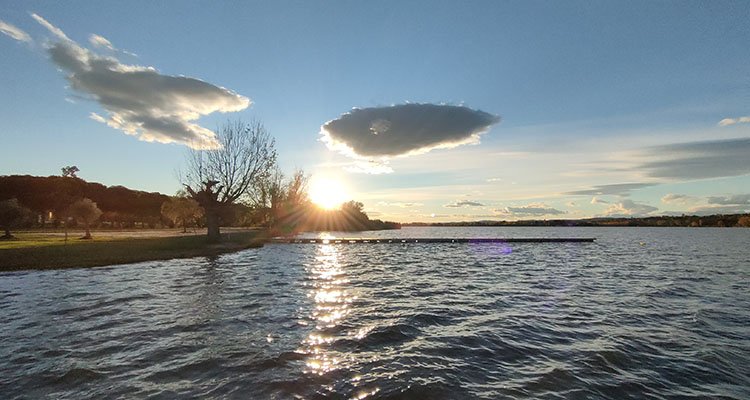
1, 227, 749, 399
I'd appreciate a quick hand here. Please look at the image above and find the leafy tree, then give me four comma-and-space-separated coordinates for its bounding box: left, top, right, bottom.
61, 165, 80, 178
183, 120, 277, 242
0, 198, 30, 239
67, 198, 102, 239
161, 194, 204, 233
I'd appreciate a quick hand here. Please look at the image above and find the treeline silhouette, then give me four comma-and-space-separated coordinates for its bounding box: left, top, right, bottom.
0, 175, 400, 232
0, 175, 170, 228
406, 214, 750, 228
271, 200, 400, 236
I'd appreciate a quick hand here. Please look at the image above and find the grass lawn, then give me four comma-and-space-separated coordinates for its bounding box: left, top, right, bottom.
0, 229, 267, 271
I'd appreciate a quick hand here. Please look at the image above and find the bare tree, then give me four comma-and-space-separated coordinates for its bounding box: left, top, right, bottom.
161, 193, 204, 233
182, 120, 277, 242
68, 198, 102, 239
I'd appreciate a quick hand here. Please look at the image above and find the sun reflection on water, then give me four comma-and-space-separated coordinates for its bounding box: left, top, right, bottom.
300, 244, 353, 375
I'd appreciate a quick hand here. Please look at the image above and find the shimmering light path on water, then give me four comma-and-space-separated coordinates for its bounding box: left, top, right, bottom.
1, 227, 749, 399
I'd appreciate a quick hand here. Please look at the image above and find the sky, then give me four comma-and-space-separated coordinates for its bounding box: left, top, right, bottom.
1, 1, 749, 222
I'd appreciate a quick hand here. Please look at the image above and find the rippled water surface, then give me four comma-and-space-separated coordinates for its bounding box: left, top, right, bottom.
1, 227, 749, 399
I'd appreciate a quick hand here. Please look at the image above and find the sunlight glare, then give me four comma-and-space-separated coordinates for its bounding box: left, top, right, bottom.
309, 177, 349, 210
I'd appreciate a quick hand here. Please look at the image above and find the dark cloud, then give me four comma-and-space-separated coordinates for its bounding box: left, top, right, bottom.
321, 104, 500, 160
496, 206, 566, 217
707, 194, 750, 205
444, 200, 485, 208
640, 138, 750, 180
30, 15, 250, 149
565, 183, 655, 196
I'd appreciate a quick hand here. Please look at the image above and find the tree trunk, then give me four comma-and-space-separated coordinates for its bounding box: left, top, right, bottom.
2, 227, 12, 239
206, 207, 221, 243
82, 222, 92, 239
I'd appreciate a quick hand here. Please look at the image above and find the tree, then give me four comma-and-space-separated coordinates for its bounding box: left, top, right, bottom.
183, 120, 277, 242
0, 199, 30, 239
61, 165, 80, 178
68, 198, 102, 239
161, 194, 204, 233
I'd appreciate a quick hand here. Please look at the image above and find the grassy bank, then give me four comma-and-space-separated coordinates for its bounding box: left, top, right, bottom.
0, 230, 267, 271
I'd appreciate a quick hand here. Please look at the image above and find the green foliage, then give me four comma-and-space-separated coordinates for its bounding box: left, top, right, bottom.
0, 198, 32, 238
0, 175, 169, 227
0, 231, 262, 271
67, 198, 103, 239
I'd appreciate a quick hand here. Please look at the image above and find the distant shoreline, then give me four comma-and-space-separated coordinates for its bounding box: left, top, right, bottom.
403, 213, 750, 228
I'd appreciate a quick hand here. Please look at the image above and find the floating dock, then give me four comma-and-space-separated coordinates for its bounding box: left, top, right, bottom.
270, 237, 596, 244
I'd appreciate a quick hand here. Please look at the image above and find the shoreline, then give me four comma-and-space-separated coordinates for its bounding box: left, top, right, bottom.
0, 229, 267, 272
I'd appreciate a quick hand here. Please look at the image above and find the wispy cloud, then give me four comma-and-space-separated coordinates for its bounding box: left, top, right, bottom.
343, 160, 394, 174
565, 183, 655, 196
495, 204, 565, 217
444, 200, 485, 208
89, 33, 114, 50
639, 138, 750, 180
661, 193, 697, 204
604, 200, 658, 217
10, 14, 250, 149
687, 205, 750, 215
31, 13, 69, 41
378, 201, 423, 208
0, 20, 31, 42
321, 104, 499, 172
707, 194, 750, 205
718, 116, 750, 127
88, 33, 137, 57
590, 196, 609, 204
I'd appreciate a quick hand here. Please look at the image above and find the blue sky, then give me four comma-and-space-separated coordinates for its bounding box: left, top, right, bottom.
1, 1, 749, 221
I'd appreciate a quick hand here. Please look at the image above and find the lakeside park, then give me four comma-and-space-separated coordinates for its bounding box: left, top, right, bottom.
1, 3, 750, 399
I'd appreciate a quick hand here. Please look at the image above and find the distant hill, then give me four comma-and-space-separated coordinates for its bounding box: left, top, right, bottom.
0, 175, 169, 227
405, 214, 750, 228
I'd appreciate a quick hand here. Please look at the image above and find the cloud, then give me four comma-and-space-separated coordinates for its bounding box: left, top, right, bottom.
0, 20, 32, 42
26, 15, 250, 149
343, 160, 394, 174
444, 200, 485, 208
718, 116, 750, 127
639, 138, 750, 180
89, 34, 114, 50
89, 33, 137, 57
31, 13, 70, 41
661, 193, 697, 204
495, 204, 566, 217
590, 196, 609, 204
321, 104, 500, 164
707, 194, 750, 205
378, 201, 423, 208
486, 177, 503, 183
604, 200, 658, 217
687, 205, 750, 215
565, 182, 655, 196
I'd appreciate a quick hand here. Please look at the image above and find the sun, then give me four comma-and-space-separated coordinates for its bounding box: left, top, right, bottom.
309, 177, 349, 210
